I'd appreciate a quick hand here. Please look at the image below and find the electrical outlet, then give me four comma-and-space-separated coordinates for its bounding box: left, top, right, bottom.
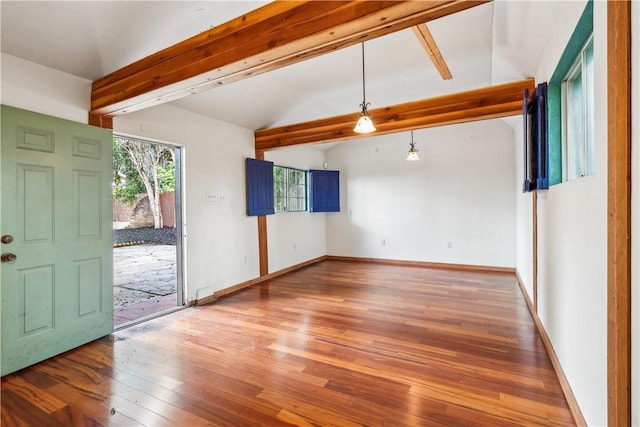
206, 193, 225, 202
447, 241, 453, 249
382, 239, 386, 246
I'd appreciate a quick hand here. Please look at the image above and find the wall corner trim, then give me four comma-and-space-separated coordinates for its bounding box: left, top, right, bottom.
325, 256, 515, 275
515, 269, 587, 426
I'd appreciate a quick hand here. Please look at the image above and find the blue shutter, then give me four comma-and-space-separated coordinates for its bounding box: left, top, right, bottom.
522, 82, 549, 192
246, 158, 275, 216
309, 170, 339, 212
535, 82, 549, 190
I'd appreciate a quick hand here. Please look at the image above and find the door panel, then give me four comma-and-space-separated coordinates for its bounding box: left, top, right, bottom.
1, 105, 113, 375
18, 164, 55, 243
74, 169, 102, 238
19, 265, 55, 335
76, 257, 103, 318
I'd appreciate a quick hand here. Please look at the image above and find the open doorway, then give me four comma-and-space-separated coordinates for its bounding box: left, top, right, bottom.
111, 135, 184, 327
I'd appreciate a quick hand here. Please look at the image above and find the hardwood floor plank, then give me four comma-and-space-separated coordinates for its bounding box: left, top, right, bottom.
18, 367, 60, 390
256, 388, 371, 427
106, 376, 218, 426
45, 382, 141, 427
410, 382, 574, 426
0, 389, 57, 427
2, 376, 67, 415
105, 395, 175, 426
275, 409, 316, 427
2, 261, 576, 426
0, 402, 31, 427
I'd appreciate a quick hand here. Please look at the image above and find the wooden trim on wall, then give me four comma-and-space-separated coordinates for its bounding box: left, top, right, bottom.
607, 1, 632, 425
195, 256, 326, 306
325, 255, 515, 275
532, 191, 538, 312
514, 270, 587, 426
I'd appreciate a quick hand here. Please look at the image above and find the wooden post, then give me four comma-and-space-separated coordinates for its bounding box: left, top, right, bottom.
255, 150, 269, 277
607, 1, 632, 425
532, 191, 538, 312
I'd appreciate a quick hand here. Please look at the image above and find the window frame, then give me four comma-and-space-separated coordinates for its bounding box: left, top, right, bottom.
546, 0, 593, 185
273, 165, 307, 213
561, 34, 594, 181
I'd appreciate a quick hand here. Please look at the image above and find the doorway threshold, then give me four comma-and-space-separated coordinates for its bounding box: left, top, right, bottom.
115, 305, 186, 331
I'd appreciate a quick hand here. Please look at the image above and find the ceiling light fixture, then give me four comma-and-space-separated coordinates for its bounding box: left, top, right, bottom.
406, 130, 420, 161
354, 42, 376, 134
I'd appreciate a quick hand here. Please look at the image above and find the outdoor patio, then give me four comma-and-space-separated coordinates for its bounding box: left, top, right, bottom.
113, 244, 178, 326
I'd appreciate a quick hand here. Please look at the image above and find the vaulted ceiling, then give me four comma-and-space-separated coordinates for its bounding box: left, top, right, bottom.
1, 1, 562, 135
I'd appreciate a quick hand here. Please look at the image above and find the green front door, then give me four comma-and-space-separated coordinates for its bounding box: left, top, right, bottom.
1, 105, 114, 375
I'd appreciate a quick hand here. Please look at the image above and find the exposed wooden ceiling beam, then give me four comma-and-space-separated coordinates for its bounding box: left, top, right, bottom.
254, 79, 533, 151
412, 24, 453, 80
89, 0, 489, 127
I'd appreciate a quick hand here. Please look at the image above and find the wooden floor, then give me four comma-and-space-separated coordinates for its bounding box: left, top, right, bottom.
1, 260, 575, 426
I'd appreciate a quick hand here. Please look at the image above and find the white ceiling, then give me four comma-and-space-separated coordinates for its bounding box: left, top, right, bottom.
0, 1, 556, 132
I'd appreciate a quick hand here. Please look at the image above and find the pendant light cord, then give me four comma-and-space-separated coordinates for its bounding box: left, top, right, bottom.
361, 42, 368, 107
353, 41, 376, 133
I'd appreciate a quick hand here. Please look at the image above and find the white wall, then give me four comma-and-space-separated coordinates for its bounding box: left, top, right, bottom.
115, 105, 261, 303
632, 1, 639, 424
528, 1, 607, 424
510, 116, 534, 298
265, 148, 326, 272
0, 53, 91, 124
325, 120, 516, 268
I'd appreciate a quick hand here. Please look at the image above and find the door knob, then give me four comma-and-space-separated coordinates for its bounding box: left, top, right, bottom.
1, 253, 17, 263
1, 235, 13, 244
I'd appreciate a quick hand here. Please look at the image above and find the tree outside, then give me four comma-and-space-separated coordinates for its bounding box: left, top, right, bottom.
113, 137, 174, 229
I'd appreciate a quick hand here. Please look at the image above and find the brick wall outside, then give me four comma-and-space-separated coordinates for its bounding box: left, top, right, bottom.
113, 191, 175, 228
160, 191, 175, 227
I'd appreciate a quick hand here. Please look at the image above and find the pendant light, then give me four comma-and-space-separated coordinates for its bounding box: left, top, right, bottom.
406, 130, 420, 161
354, 42, 376, 134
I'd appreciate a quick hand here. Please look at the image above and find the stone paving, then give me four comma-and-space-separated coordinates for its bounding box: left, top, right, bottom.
113, 245, 177, 309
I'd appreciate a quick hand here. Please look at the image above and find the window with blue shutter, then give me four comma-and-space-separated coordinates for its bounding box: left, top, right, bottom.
309, 170, 339, 212
246, 158, 275, 216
